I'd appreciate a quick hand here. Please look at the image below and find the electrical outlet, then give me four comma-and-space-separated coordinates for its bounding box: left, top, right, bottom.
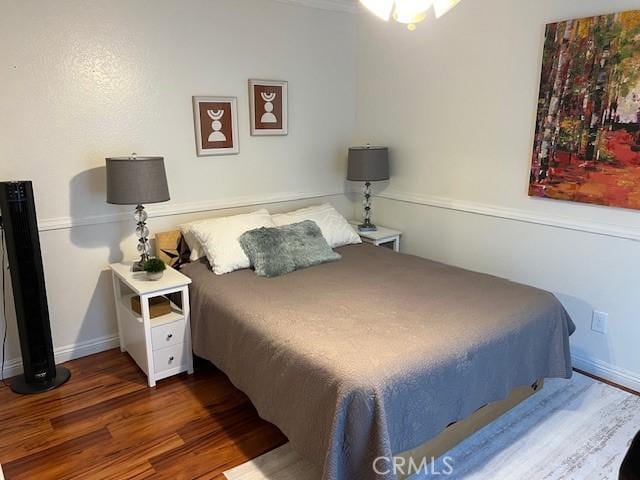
591, 311, 608, 334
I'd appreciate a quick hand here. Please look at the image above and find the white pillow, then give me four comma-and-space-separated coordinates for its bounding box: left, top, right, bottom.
189, 209, 275, 275
272, 204, 361, 248
179, 221, 206, 262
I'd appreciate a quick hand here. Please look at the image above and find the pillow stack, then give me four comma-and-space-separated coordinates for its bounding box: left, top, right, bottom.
179, 204, 361, 276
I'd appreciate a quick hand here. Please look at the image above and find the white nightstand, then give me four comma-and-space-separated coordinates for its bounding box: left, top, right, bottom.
350, 222, 402, 252
110, 263, 194, 387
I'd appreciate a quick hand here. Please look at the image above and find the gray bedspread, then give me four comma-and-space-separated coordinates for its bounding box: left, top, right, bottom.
182, 243, 575, 480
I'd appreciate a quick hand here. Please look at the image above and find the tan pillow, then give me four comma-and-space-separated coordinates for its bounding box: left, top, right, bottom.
179, 221, 205, 261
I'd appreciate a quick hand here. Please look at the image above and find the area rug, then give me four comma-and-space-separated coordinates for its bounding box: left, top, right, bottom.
224, 373, 640, 479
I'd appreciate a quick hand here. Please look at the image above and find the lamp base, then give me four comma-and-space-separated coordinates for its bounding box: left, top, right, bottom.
132, 260, 146, 272
358, 221, 377, 232
133, 204, 150, 272
359, 182, 378, 233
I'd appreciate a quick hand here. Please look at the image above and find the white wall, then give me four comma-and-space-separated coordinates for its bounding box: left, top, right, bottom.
355, 0, 640, 390
0, 0, 357, 374
3, 0, 639, 392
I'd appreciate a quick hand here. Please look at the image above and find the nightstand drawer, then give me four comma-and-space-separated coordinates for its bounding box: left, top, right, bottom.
151, 320, 186, 350
153, 343, 187, 374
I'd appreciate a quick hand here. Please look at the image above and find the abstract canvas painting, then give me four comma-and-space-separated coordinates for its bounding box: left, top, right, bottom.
529, 10, 640, 209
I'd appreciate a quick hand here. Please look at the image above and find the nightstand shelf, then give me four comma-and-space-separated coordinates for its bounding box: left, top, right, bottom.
118, 294, 185, 327
110, 262, 193, 387
350, 222, 402, 251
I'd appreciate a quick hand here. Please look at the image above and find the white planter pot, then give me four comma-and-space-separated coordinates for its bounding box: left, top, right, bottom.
146, 271, 164, 281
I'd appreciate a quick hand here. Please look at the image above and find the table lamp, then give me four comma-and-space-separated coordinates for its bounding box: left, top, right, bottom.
106, 154, 170, 271
347, 146, 389, 232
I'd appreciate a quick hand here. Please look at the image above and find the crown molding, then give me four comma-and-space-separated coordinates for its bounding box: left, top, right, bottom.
272, 0, 362, 14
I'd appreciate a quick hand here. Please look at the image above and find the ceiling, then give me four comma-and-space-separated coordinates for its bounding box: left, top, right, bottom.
274, 0, 362, 14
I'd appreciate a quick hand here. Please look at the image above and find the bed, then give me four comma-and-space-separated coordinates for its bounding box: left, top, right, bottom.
178, 242, 575, 480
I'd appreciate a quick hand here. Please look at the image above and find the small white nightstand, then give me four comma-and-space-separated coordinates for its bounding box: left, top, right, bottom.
350, 222, 402, 252
110, 263, 194, 387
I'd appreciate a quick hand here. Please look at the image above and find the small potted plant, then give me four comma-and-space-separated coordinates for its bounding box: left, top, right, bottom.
143, 258, 166, 281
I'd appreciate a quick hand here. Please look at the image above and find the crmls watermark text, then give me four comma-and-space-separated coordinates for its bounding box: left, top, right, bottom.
372, 455, 454, 477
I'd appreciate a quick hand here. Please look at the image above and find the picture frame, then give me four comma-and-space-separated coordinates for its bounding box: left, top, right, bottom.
192, 96, 239, 156
529, 10, 640, 210
248, 80, 288, 136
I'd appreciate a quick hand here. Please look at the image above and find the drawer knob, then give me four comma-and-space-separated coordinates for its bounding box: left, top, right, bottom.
168, 356, 174, 363
166, 333, 173, 340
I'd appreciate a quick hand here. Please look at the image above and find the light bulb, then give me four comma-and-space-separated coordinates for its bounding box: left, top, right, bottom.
393, 0, 433, 25
359, 0, 395, 21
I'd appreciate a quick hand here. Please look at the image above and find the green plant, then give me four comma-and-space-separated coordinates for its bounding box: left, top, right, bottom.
143, 258, 166, 273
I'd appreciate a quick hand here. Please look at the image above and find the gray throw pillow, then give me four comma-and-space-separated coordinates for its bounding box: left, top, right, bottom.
239, 220, 341, 277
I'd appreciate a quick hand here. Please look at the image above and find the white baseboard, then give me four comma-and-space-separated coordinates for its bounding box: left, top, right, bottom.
1, 334, 120, 380
572, 353, 640, 393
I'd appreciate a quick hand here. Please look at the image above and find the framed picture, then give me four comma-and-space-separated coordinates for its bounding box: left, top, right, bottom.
192, 96, 239, 156
249, 80, 288, 136
529, 10, 640, 210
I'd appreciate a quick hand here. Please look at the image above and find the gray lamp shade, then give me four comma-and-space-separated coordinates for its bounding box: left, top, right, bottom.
347, 146, 389, 182
106, 156, 170, 205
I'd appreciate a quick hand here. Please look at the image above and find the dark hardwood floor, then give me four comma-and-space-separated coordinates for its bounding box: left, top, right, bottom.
0, 349, 286, 480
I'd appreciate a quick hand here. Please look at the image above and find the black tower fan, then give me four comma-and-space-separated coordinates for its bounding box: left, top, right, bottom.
0, 181, 70, 394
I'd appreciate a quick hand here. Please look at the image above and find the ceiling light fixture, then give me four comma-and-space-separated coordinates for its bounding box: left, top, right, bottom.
433, 0, 462, 18
393, 0, 432, 28
360, 0, 463, 30
359, 0, 394, 20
